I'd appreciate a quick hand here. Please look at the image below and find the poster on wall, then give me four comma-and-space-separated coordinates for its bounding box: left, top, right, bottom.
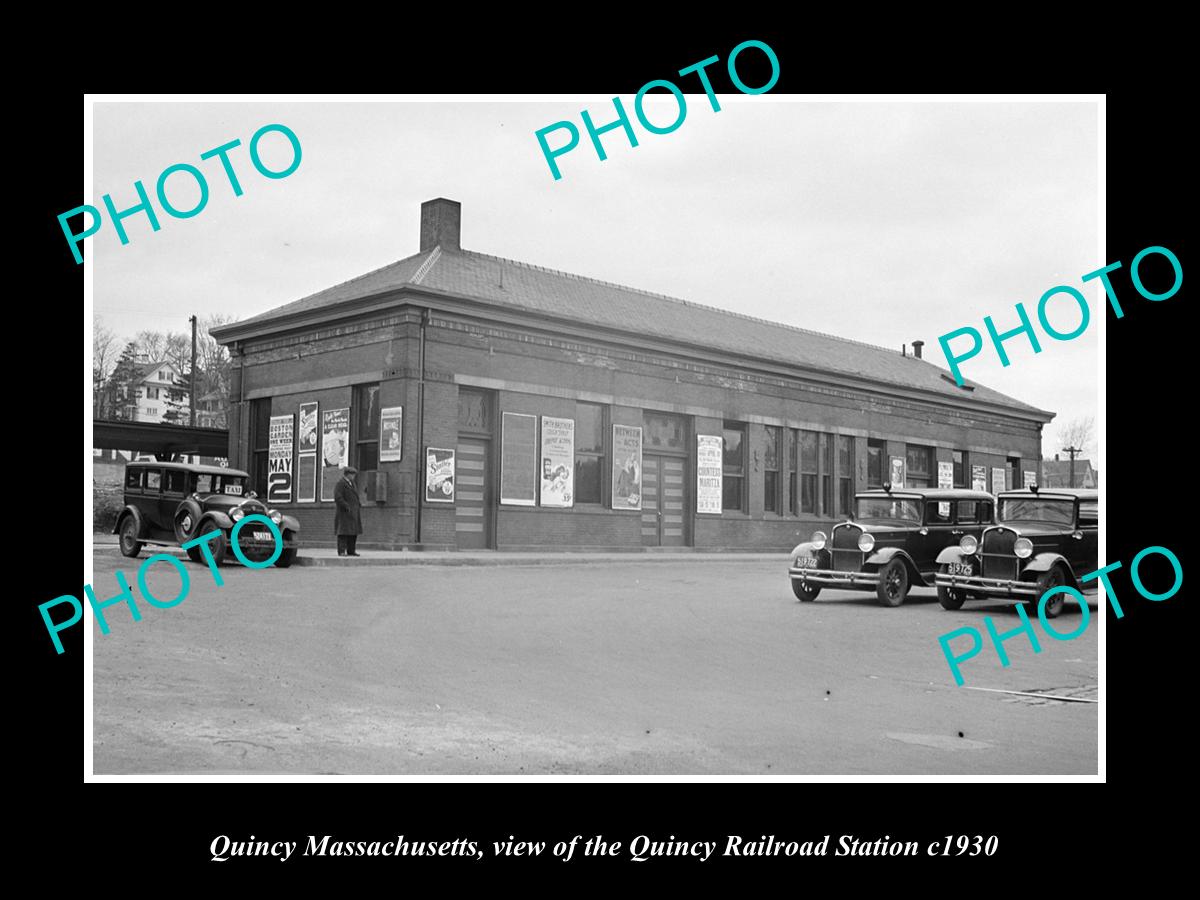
297, 401, 318, 503
379, 406, 403, 463
426, 447, 455, 502
500, 412, 537, 506
696, 434, 723, 514
971, 464, 987, 492
611, 424, 643, 510
540, 416, 574, 508
267, 414, 295, 503
319, 407, 350, 501
1024, 470, 1038, 488
889, 456, 905, 489
937, 460, 953, 517
991, 467, 1007, 495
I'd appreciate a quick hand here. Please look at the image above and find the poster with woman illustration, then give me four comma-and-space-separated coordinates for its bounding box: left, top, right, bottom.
611, 424, 642, 510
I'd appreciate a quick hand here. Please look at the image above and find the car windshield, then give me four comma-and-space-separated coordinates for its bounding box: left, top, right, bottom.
999, 498, 1075, 526
856, 498, 921, 523
193, 473, 247, 496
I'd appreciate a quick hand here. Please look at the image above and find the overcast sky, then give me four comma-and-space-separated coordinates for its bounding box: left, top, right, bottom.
92, 99, 1099, 464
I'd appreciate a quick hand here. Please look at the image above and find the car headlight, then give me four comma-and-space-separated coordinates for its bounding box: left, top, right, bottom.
811, 531, 827, 550
268, 510, 283, 524
857, 533, 875, 552
959, 534, 978, 555
230, 507, 245, 521
1013, 537, 1033, 559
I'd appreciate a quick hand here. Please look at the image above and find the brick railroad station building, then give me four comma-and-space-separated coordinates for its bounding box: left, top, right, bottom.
211, 198, 1054, 551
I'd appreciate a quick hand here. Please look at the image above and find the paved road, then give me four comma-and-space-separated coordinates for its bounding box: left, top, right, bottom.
91, 549, 1098, 775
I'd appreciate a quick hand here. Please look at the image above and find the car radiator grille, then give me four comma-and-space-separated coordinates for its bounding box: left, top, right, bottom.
831, 524, 863, 572
981, 528, 1018, 580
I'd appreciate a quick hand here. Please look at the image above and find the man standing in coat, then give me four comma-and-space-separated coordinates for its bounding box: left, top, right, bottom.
333, 465, 362, 557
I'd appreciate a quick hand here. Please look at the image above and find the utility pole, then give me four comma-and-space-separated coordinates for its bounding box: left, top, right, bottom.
189, 315, 198, 428
1062, 445, 1082, 488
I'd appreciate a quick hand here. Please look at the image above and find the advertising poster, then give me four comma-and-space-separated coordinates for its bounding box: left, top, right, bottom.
320, 407, 350, 502
540, 416, 574, 508
611, 424, 642, 510
379, 406, 403, 463
992, 467, 1007, 495
971, 464, 988, 492
297, 401, 318, 502
696, 434, 723, 514
937, 460, 953, 517
426, 448, 455, 502
267, 414, 294, 503
1024, 470, 1037, 488
889, 456, 905, 489
500, 412, 537, 506
298, 401, 319, 452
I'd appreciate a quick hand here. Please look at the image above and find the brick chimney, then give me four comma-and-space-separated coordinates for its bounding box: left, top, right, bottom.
420, 198, 461, 252
912, 340, 924, 359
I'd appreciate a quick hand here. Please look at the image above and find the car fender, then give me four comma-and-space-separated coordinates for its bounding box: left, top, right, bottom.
113, 505, 145, 537
198, 511, 234, 533
1023, 552, 1075, 580
866, 547, 922, 581
936, 546, 972, 566
279, 514, 301, 536
172, 497, 205, 539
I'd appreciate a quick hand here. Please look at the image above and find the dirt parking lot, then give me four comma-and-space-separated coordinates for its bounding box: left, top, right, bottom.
92, 549, 1098, 775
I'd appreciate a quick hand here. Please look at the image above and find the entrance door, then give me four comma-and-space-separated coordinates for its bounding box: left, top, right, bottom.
455, 438, 490, 549
641, 454, 686, 547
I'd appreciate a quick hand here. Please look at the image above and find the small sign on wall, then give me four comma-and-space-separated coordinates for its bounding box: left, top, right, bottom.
1023, 470, 1037, 488
696, 434, 722, 514
889, 456, 905, 489
540, 416, 575, 508
612, 425, 643, 510
426, 447, 455, 503
971, 465, 987, 492
379, 407, 403, 463
991, 467, 1007, 495
268, 414, 294, 503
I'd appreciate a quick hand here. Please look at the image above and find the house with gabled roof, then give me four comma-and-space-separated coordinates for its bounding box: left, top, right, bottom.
212, 198, 1054, 551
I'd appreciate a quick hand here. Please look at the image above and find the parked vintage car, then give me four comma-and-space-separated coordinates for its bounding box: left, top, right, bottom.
113, 460, 300, 567
933, 487, 1097, 618
788, 487, 995, 607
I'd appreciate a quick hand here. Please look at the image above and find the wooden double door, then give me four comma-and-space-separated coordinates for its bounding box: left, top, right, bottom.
641, 454, 687, 547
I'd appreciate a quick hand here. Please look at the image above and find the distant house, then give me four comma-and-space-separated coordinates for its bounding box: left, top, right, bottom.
194, 390, 228, 428
1041, 454, 1098, 488
122, 360, 189, 423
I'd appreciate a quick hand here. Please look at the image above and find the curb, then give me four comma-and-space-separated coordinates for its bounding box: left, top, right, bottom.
293, 554, 788, 568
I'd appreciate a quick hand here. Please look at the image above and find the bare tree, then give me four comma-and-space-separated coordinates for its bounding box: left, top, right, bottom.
1059, 416, 1095, 458
93, 318, 119, 417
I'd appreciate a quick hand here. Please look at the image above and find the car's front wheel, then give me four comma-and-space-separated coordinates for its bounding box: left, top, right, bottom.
1033, 566, 1068, 619
876, 558, 910, 607
118, 516, 142, 558
937, 564, 966, 610
791, 580, 820, 602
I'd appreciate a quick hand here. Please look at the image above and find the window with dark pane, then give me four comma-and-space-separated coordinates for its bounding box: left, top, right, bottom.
905, 444, 934, 488
575, 402, 606, 504
644, 412, 685, 451
251, 397, 270, 494
722, 423, 745, 512
953, 449, 968, 488
867, 438, 885, 489
788, 429, 799, 515
820, 433, 834, 516
762, 425, 780, 513
354, 383, 380, 470
800, 430, 818, 513
837, 435, 854, 515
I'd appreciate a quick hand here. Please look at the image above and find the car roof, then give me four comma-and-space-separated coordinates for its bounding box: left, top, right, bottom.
999, 487, 1098, 500
127, 460, 250, 478
856, 488, 994, 501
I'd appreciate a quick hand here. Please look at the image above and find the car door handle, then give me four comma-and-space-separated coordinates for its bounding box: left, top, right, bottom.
951, 530, 964, 535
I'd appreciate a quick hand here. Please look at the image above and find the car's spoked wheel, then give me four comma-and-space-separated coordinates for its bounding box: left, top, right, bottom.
119, 517, 142, 558
877, 559, 909, 607
1035, 567, 1067, 618
937, 565, 966, 610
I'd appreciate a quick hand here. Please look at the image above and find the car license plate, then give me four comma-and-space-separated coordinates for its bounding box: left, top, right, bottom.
795, 556, 818, 568
949, 562, 973, 576
253, 530, 271, 541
